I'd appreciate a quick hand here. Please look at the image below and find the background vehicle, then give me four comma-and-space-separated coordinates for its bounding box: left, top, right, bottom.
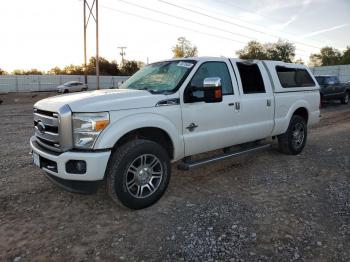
57, 81, 88, 93
315, 75, 350, 104
30, 57, 320, 209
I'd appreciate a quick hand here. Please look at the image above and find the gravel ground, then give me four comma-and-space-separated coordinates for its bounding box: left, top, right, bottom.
0, 92, 349, 261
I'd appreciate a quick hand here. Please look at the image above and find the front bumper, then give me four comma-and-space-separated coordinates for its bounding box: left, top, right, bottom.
30, 136, 111, 181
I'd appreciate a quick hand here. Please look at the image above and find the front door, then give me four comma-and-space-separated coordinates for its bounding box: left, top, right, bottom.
181, 60, 241, 156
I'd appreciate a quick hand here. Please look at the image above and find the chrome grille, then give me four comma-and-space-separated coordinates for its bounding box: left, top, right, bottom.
33, 104, 73, 152
34, 108, 61, 152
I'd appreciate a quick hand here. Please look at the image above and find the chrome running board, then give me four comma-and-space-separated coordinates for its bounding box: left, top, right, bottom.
178, 143, 271, 171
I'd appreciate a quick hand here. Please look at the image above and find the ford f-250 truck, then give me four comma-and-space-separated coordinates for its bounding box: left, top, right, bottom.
30, 57, 320, 209
314, 75, 350, 104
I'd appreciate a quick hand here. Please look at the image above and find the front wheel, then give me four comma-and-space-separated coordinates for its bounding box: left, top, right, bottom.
106, 139, 171, 209
278, 115, 307, 155
341, 91, 349, 104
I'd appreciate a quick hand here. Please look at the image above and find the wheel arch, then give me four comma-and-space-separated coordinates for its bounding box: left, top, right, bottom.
292, 107, 309, 123
94, 113, 184, 161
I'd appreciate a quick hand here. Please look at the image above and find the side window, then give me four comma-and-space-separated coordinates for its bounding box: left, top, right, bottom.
186, 62, 234, 102
332, 77, 339, 84
276, 66, 315, 88
236, 62, 265, 94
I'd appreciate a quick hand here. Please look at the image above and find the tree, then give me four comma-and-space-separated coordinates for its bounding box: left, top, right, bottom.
236, 40, 295, 62
86, 57, 119, 75
266, 40, 295, 63
0, 68, 7, 75
120, 60, 140, 75
48, 66, 64, 75
236, 41, 269, 60
309, 47, 341, 66
172, 37, 198, 58
12, 69, 43, 75
63, 64, 84, 75
340, 46, 350, 65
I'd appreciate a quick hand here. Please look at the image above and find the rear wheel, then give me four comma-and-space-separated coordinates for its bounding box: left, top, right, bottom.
278, 115, 307, 155
106, 139, 171, 209
341, 91, 349, 104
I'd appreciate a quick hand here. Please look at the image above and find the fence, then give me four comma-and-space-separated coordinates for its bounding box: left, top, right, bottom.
311, 64, 350, 83
0, 75, 130, 93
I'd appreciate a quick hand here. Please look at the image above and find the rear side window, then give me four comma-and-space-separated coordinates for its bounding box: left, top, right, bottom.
276, 66, 315, 88
236, 62, 265, 94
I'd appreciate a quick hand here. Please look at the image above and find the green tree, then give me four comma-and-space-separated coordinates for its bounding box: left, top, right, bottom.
309, 47, 342, 66
266, 40, 295, 62
120, 60, 140, 75
236, 41, 269, 60
87, 57, 119, 75
172, 37, 198, 58
340, 46, 350, 65
236, 40, 295, 62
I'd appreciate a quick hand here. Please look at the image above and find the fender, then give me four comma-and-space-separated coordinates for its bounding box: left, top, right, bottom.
272, 98, 312, 136
94, 112, 185, 161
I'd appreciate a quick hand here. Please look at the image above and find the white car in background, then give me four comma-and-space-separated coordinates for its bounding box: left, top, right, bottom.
57, 81, 88, 93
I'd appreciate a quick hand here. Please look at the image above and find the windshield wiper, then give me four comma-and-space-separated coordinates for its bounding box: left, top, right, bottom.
134, 87, 168, 94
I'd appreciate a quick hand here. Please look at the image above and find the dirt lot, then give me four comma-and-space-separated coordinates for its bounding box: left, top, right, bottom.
0, 92, 349, 261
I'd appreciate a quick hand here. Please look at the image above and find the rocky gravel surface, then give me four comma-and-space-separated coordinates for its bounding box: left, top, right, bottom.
0, 92, 349, 261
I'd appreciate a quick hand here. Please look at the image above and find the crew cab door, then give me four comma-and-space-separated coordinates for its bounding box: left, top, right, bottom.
181, 60, 241, 156
230, 60, 274, 142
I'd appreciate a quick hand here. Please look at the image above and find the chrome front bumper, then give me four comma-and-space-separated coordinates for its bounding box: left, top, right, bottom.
30, 136, 111, 181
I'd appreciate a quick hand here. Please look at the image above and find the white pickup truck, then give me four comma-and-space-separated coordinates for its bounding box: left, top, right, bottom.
30, 57, 320, 209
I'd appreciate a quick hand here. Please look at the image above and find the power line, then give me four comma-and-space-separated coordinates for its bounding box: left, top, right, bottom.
185, 2, 315, 44
158, 0, 322, 50
111, 0, 256, 41
101, 4, 248, 45
102, 2, 312, 55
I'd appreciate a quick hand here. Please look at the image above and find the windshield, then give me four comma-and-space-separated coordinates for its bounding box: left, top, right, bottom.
121, 60, 196, 94
315, 76, 326, 85
64, 81, 75, 86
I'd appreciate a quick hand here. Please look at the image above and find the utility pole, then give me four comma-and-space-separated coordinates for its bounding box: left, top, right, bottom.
118, 47, 127, 67
83, 0, 100, 90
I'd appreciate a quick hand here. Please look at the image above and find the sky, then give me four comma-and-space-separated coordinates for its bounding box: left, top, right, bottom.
1, 0, 349, 72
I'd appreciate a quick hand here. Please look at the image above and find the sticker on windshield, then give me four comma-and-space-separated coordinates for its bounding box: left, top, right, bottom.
177, 62, 194, 68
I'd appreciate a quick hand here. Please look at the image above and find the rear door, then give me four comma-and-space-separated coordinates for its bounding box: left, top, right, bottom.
230, 60, 274, 142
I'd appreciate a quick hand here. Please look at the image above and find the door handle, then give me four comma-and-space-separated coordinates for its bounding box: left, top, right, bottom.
267, 99, 271, 107
235, 102, 241, 111
186, 123, 198, 132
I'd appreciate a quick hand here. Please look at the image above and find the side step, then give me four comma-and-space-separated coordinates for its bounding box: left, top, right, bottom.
178, 143, 271, 171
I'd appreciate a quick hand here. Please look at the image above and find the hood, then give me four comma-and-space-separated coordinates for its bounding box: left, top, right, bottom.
34, 89, 166, 112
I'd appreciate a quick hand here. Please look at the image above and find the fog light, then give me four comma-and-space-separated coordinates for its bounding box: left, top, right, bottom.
66, 160, 87, 174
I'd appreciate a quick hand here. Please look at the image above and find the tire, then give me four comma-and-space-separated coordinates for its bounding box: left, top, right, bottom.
82, 88, 88, 92
106, 139, 171, 209
340, 91, 349, 104
278, 115, 307, 155
63, 89, 69, 93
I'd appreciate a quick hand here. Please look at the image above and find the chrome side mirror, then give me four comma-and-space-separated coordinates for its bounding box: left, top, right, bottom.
202, 77, 223, 103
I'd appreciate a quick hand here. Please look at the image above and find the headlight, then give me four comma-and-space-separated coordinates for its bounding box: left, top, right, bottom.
72, 112, 109, 149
